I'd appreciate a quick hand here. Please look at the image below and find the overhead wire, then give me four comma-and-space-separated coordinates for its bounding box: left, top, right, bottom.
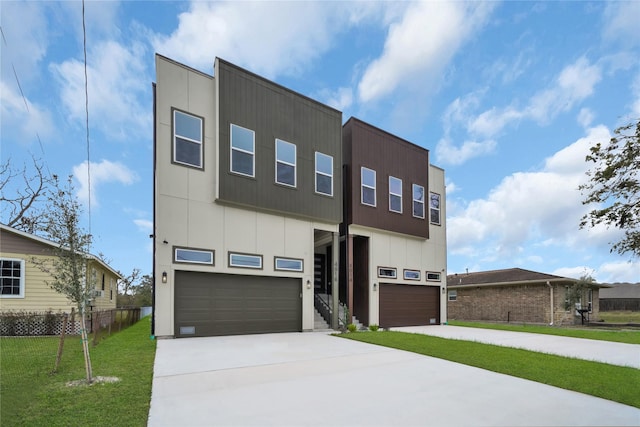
82, 0, 92, 244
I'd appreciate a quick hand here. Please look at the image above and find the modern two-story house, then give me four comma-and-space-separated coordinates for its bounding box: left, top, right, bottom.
341, 118, 447, 328
153, 55, 446, 338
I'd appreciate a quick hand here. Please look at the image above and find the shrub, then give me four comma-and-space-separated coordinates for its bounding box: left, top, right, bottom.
347, 323, 357, 333
369, 324, 379, 331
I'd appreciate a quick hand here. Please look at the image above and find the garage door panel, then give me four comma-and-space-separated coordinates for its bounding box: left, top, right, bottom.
379, 284, 440, 328
174, 271, 302, 337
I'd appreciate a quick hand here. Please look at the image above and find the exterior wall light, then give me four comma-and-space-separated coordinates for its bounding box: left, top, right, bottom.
373, 283, 377, 291
162, 271, 167, 283
306, 280, 311, 289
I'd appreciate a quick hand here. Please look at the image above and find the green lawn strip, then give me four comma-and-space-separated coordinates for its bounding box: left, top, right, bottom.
0, 316, 156, 427
447, 320, 640, 344
599, 311, 640, 324
340, 331, 640, 408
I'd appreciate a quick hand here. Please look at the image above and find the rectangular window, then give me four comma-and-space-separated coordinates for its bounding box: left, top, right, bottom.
403, 269, 420, 281
430, 192, 441, 225
174, 247, 214, 265
389, 176, 402, 213
448, 290, 457, 301
413, 184, 425, 219
588, 289, 593, 312
275, 139, 296, 187
426, 272, 441, 282
229, 252, 263, 269
230, 124, 255, 177
315, 152, 333, 196
274, 257, 304, 272
1, 258, 25, 298
173, 109, 203, 168
101, 273, 105, 291
377, 267, 397, 279
361, 167, 376, 206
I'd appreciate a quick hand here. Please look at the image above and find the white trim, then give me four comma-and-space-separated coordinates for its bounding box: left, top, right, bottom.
173, 109, 203, 168
361, 167, 376, 207
275, 139, 297, 187
389, 176, 402, 213
315, 152, 334, 196
412, 184, 425, 219
377, 267, 397, 279
174, 248, 214, 265
229, 253, 263, 269
0, 258, 25, 299
230, 123, 255, 177
274, 257, 304, 272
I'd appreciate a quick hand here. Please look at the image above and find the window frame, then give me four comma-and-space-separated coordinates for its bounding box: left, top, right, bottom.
315, 152, 334, 197
377, 267, 397, 279
274, 257, 304, 272
0, 258, 25, 299
174, 247, 215, 265
430, 192, 441, 225
172, 108, 204, 169
361, 167, 377, 207
426, 272, 441, 282
229, 252, 263, 270
389, 176, 403, 213
275, 138, 297, 188
448, 290, 457, 301
230, 123, 256, 178
412, 184, 425, 219
403, 269, 421, 281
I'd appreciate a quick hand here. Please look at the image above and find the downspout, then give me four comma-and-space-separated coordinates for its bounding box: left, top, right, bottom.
547, 281, 554, 326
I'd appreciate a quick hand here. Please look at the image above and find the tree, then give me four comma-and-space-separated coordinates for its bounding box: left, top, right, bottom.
118, 268, 141, 299
32, 176, 95, 384
564, 275, 596, 311
0, 155, 54, 233
579, 119, 640, 257
133, 274, 153, 307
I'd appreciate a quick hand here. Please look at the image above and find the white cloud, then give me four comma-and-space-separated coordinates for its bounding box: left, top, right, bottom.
447, 125, 617, 260
133, 219, 153, 234
358, 1, 496, 103
151, 1, 371, 79
0, 81, 55, 145
319, 87, 354, 112
435, 137, 496, 166
50, 40, 151, 141
468, 107, 523, 138
73, 160, 137, 207
577, 108, 594, 129
596, 260, 640, 283
602, 1, 640, 47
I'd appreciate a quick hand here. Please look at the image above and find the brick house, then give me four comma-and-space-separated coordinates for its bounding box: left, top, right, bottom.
447, 268, 604, 325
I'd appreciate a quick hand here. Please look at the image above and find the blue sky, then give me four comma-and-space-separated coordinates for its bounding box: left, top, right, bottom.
2, 1, 639, 283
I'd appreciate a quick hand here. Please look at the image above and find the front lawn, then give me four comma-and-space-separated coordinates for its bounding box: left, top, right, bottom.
340, 331, 640, 408
447, 320, 640, 344
0, 316, 156, 426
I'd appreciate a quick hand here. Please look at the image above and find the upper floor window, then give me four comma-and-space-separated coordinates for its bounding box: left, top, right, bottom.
389, 176, 402, 213
315, 152, 333, 196
361, 167, 376, 207
230, 124, 255, 177
275, 139, 296, 187
1, 258, 25, 298
173, 109, 203, 169
430, 192, 441, 225
174, 247, 214, 265
413, 184, 425, 219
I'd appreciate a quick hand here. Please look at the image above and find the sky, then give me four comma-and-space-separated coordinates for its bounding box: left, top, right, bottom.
2, 1, 639, 284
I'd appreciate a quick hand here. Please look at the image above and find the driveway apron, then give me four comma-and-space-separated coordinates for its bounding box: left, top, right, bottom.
148, 332, 640, 426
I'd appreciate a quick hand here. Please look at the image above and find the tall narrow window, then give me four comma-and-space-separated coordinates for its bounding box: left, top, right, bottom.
361, 167, 376, 207
413, 184, 425, 219
389, 176, 402, 213
275, 139, 296, 187
0, 258, 25, 298
173, 110, 203, 168
315, 152, 333, 196
230, 124, 255, 177
430, 192, 441, 225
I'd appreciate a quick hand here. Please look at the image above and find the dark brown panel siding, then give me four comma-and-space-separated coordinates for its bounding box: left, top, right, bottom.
174, 271, 302, 337
343, 118, 429, 238
217, 59, 342, 223
379, 284, 440, 327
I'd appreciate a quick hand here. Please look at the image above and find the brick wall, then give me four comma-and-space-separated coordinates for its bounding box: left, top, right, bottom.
448, 284, 600, 325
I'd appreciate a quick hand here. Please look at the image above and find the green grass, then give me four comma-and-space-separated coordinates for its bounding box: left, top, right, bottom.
447, 320, 640, 344
599, 311, 640, 324
340, 331, 640, 408
0, 316, 156, 427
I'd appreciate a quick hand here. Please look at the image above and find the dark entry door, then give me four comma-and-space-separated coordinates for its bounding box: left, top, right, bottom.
174, 271, 302, 337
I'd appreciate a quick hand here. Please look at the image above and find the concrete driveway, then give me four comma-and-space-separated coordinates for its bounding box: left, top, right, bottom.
148, 331, 640, 426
